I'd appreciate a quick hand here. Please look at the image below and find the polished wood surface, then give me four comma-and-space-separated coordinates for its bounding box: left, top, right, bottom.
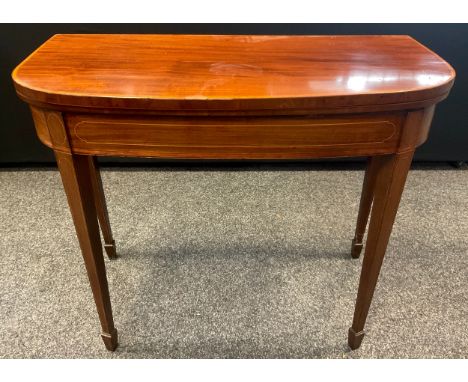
64, 112, 404, 159
55, 151, 118, 351
13, 34, 455, 352
13, 34, 455, 114
349, 149, 415, 349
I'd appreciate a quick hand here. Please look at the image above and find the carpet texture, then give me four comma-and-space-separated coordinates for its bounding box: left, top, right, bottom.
0, 164, 467, 358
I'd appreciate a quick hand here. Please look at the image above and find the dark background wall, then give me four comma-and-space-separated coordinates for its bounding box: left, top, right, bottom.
1, 24, 467, 164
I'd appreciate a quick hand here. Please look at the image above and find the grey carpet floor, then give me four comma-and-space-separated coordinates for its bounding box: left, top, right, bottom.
0, 164, 467, 358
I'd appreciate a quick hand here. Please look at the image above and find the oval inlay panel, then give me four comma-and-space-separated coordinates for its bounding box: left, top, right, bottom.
72, 119, 396, 148
65, 113, 403, 159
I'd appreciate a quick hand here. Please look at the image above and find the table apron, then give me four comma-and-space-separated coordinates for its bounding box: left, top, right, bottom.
31, 108, 434, 159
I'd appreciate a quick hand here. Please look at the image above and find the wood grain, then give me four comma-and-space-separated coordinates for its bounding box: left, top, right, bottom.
348, 150, 414, 349
55, 151, 118, 351
65, 112, 403, 159
13, 34, 455, 114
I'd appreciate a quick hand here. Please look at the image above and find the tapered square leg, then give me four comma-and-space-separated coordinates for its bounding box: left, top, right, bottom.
55, 151, 118, 351
88, 156, 117, 260
348, 151, 414, 350
351, 157, 380, 259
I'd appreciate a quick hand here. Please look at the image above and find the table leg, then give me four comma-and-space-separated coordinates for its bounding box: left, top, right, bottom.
87, 156, 117, 259
348, 150, 414, 350
55, 151, 118, 351
350, 157, 380, 259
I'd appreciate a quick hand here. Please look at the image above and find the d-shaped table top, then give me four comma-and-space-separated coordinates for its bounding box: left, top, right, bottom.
12, 34, 455, 113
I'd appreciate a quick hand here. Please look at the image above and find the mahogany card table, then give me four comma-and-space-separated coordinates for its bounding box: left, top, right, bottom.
12, 34, 455, 351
